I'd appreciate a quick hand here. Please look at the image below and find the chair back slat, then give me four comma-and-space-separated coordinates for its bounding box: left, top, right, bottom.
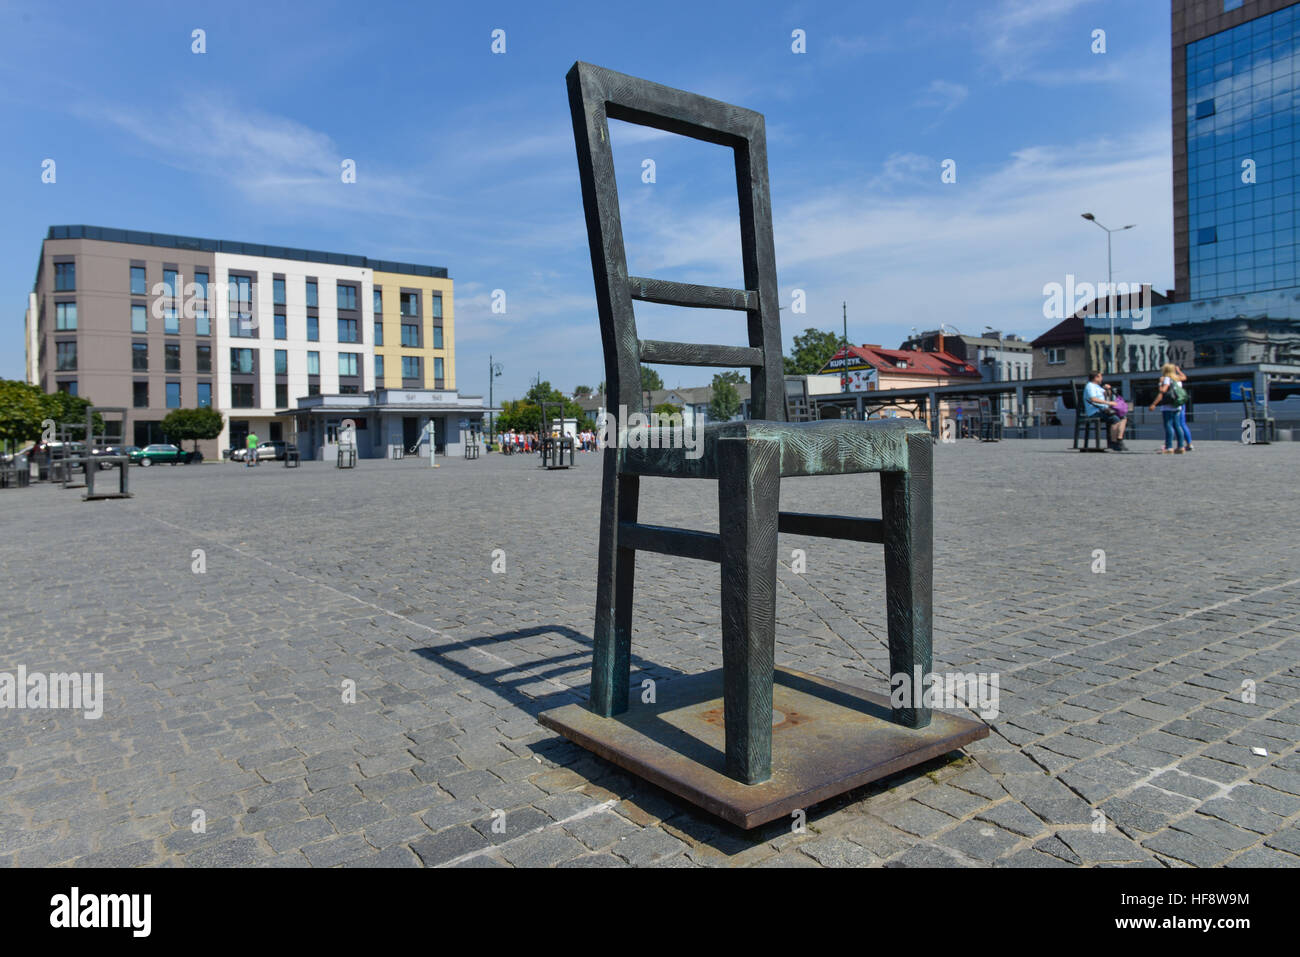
567, 61, 785, 419
628, 277, 756, 311
639, 340, 764, 367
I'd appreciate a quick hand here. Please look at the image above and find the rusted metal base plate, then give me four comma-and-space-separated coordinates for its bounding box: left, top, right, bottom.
539, 666, 989, 829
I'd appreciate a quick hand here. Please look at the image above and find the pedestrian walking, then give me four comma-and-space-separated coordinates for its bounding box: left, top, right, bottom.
1148, 363, 1193, 453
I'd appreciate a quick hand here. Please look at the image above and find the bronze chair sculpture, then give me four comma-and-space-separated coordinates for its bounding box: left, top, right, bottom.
541, 63, 985, 826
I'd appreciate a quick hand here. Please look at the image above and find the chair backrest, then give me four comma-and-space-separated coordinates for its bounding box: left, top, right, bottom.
567, 62, 785, 421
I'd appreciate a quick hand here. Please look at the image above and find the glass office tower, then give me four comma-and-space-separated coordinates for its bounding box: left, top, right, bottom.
1178, 1, 1300, 300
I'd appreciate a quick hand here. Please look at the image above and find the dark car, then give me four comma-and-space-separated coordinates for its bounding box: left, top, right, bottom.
92, 445, 140, 469
129, 443, 196, 466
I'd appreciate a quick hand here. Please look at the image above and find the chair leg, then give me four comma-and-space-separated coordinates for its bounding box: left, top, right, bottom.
880, 431, 934, 729
591, 453, 638, 717
717, 436, 780, 785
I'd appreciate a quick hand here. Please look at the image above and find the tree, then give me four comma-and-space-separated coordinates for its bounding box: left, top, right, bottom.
708, 374, 741, 422
0, 381, 102, 446
651, 402, 684, 419
640, 365, 664, 393
573, 385, 592, 396
0, 379, 45, 445
497, 381, 595, 433
714, 370, 747, 385
784, 328, 842, 375
597, 380, 606, 395
160, 407, 225, 451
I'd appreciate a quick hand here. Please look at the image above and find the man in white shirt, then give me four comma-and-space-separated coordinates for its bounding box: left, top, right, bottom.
1082, 370, 1125, 450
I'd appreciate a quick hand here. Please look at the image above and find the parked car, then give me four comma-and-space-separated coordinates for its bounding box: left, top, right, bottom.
256, 441, 292, 461
129, 443, 195, 466
91, 445, 140, 469
228, 446, 249, 462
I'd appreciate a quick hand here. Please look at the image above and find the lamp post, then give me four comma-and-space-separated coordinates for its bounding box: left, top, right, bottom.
1081, 213, 1136, 375
488, 356, 503, 446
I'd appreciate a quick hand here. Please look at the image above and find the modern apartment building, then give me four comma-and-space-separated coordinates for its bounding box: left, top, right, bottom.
27, 225, 485, 458
371, 269, 455, 392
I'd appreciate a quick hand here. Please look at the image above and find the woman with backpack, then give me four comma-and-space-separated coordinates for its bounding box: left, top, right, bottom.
1148, 362, 1194, 453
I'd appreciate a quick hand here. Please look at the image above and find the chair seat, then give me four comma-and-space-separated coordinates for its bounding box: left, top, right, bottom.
621, 417, 929, 478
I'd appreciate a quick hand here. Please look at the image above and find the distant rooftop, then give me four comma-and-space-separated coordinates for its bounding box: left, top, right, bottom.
44, 225, 448, 279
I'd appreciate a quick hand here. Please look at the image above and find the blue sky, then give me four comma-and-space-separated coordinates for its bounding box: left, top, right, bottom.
1, 0, 1174, 401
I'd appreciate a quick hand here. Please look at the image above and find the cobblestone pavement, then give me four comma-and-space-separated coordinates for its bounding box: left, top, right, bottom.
1, 439, 1298, 868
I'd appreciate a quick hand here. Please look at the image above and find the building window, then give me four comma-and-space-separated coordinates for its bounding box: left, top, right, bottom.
56, 341, 77, 371
374, 321, 383, 345
56, 380, 77, 396
433, 326, 443, 349
275, 349, 288, 375
231, 383, 255, 408
340, 384, 360, 395
307, 382, 320, 397
431, 293, 442, 319
164, 306, 180, 335
1197, 226, 1217, 245
307, 315, 319, 341
229, 274, 254, 336
130, 265, 146, 295
133, 381, 149, 408
231, 348, 255, 374
275, 383, 288, 407
196, 344, 211, 372
194, 271, 208, 302
1195, 98, 1215, 119
337, 283, 357, 311
375, 355, 384, 381
338, 318, 359, 343
54, 261, 75, 291
434, 357, 444, 381
400, 292, 418, 317
339, 352, 359, 377
273, 277, 286, 305
274, 314, 286, 339
401, 323, 420, 347
165, 342, 181, 372
133, 342, 148, 371
55, 302, 76, 330
402, 356, 421, 380
1223, 0, 1243, 13
305, 279, 318, 307
307, 351, 320, 376
197, 382, 212, 408
165, 381, 181, 409
163, 268, 179, 299
373, 289, 383, 315
132, 304, 147, 333
196, 308, 210, 336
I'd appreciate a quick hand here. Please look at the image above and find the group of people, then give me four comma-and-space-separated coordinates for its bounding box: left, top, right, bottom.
497, 429, 600, 454
1082, 362, 1195, 453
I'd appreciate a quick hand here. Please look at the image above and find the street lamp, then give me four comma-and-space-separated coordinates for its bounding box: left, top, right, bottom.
1081, 213, 1136, 375
488, 356, 503, 445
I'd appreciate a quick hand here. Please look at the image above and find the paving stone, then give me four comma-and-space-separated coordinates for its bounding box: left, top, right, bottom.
975, 801, 1050, 838
1055, 829, 1150, 863
410, 826, 490, 866
611, 828, 688, 866
498, 828, 589, 867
